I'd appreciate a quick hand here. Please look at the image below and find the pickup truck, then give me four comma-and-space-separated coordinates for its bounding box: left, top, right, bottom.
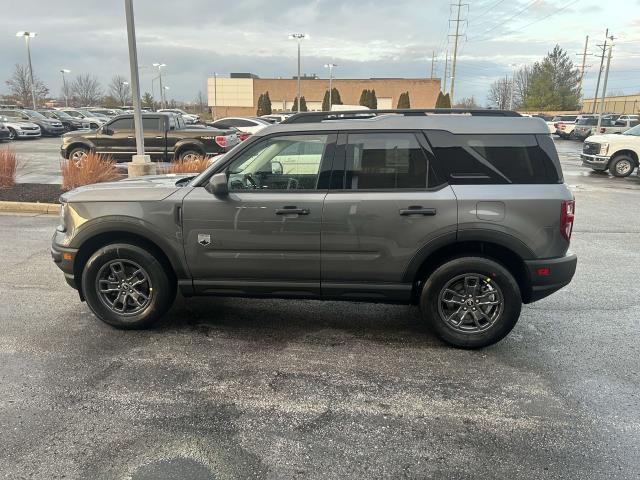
60, 113, 239, 162
581, 124, 640, 177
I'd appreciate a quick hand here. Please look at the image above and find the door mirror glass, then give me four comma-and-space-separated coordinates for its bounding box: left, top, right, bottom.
271, 161, 283, 175
207, 172, 228, 196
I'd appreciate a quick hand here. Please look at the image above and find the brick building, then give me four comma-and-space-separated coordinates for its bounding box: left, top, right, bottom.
207, 74, 441, 118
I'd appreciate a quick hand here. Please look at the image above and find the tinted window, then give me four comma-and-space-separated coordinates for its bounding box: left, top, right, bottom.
427, 131, 560, 185
212, 121, 230, 129
227, 134, 328, 191
227, 119, 255, 127
108, 118, 133, 132
343, 133, 430, 190
142, 117, 160, 130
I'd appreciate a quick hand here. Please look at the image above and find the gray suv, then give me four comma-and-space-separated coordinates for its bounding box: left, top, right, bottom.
52, 109, 577, 348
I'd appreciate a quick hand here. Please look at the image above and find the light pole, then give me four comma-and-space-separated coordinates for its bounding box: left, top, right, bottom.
213, 72, 218, 120
288, 33, 309, 112
16, 31, 37, 109
163, 86, 170, 107
324, 63, 337, 111
508, 63, 519, 110
60, 68, 70, 107
152, 63, 167, 109
122, 81, 129, 107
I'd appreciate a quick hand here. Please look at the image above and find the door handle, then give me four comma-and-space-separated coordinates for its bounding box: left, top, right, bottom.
155, 136, 163, 139
127, 136, 134, 139
399, 206, 437, 216
275, 206, 310, 215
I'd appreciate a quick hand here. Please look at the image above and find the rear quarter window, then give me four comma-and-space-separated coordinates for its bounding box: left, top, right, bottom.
425, 131, 561, 185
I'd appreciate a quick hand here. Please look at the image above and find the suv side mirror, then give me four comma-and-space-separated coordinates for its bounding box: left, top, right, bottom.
101, 126, 112, 135
206, 172, 228, 196
271, 161, 283, 175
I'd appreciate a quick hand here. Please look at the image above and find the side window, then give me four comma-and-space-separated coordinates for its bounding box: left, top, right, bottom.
228, 119, 254, 127
109, 118, 134, 132
213, 121, 230, 129
142, 117, 160, 130
226, 134, 329, 191
167, 115, 176, 130
344, 133, 430, 190
426, 131, 560, 185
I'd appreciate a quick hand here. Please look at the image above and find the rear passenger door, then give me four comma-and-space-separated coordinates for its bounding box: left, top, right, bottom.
321, 131, 458, 301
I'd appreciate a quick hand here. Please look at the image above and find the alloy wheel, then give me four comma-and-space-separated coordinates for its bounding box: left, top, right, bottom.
437, 274, 504, 334
95, 259, 153, 316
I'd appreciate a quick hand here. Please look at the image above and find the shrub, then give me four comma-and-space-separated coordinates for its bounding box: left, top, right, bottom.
160, 156, 210, 174
60, 152, 120, 191
0, 149, 18, 187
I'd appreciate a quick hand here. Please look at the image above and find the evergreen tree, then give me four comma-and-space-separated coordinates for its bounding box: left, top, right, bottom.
397, 91, 411, 109
522, 45, 581, 111
263, 91, 272, 115
442, 93, 452, 108
292, 96, 308, 112
435, 91, 445, 108
256, 93, 265, 116
141, 92, 154, 109
331, 87, 343, 105
370, 89, 378, 109
322, 90, 330, 111
359, 89, 368, 107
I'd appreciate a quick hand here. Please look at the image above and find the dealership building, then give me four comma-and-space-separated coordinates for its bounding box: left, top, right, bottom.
207, 73, 441, 117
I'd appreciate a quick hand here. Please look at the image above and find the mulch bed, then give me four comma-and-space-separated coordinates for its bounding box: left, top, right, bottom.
0, 183, 63, 204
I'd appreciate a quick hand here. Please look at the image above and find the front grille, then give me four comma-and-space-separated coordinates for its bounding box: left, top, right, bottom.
22, 126, 38, 131
583, 142, 599, 155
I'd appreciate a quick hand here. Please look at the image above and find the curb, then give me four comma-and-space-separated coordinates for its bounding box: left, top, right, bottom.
0, 201, 60, 215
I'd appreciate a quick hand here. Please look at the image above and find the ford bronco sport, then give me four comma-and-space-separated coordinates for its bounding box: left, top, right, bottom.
52, 109, 577, 348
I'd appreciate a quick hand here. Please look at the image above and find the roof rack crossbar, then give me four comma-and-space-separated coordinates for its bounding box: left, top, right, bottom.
281, 108, 521, 124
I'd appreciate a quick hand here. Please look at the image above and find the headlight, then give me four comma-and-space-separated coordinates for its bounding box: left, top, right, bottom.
58, 203, 67, 232
599, 143, 609, 155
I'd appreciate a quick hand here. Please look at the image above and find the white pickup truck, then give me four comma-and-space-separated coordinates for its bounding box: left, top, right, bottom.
581, 124, 640, 177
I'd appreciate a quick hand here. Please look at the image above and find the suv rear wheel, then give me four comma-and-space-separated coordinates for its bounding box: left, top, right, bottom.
81, 243, 176, 329
420, 257, 522, 348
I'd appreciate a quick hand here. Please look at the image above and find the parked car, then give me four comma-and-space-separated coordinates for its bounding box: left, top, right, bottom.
598, 118, 640, 135
60, 112, 239, 162
551, 115, 578, 138
0, 118, 10, 142
260, 113, 294, 124
618, 114, 639, 123
581, 124, 640, 177
207, 116, 270, 134
573, 117, 615, 140
0, 109, 64, 137
157, 108, 199, 124
37, 109, 89, 132
57, 109, 107, 129
51, 108, 577, 349
0, 115, 41, 140
86, 108, 124, 117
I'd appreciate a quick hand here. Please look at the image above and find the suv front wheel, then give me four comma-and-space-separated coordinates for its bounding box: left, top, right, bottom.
81, 243, 176, 329
420, 257, 522, 348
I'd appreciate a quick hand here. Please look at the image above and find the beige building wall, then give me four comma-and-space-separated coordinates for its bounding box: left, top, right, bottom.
207, 77, 441, 118
582, 95, 640, 115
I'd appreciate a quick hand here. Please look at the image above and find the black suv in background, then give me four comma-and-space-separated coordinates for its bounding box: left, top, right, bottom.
0, 109, 64, 136
38, 109, 88, 132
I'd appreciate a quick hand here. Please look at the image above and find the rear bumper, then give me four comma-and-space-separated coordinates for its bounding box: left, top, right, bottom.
581, 153, 610, 170
524, 254, 577, 303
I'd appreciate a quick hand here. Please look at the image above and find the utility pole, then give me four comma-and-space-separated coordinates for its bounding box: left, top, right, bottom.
579, 35, 589, 93
592, 29, 609, 113
449, 1, 467, 104
597, 38, 614, 131
443, 51, 449, 93
430, 51, 436, 79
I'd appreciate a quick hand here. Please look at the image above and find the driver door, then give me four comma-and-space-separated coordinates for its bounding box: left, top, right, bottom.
182, 133, 335, 297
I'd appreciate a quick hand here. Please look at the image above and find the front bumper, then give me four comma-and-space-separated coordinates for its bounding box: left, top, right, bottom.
0, 130, 10, 140
17, 129, 41, 138
524, 253, 577, 303
581, 153, 610, 171
51, 232, 78, 290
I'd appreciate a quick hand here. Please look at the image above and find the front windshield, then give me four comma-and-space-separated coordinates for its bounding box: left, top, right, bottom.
623, 125, 640, 136
23, 109, 47, 120
52, 110, 72, 120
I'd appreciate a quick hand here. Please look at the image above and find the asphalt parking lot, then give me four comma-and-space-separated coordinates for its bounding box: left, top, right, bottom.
0, 139, 639, 479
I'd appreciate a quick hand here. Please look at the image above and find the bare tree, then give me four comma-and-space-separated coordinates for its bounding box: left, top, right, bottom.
108, 75, 131, 106
487, 76, 512, 109
5, 64, 49, 106
195, 91, 207, 113
454, 96, 480, 108
70, 74, 102, 106
512, 65, 531, 109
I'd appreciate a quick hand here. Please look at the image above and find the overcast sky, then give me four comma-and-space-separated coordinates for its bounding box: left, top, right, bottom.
2, 0, 639, 105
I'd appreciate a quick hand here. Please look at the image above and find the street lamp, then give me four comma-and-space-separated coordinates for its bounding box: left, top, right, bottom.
288, 33, 309, 112
16, 31, 37, 109
60, 68, 70, 107
152, 63, 167, 109
122, 81, 129, 107
324, 63, 337, 111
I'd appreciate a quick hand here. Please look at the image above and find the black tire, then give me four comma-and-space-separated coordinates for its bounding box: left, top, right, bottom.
68, 146, 89, 163
609, 155, 635, 178
81, 243, 176, 329
420, 257, 522, 349
7, 128, 17, 140
178, 148, 204, 162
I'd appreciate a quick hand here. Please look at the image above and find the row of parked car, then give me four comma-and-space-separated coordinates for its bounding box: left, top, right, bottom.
544, 113, 640, 141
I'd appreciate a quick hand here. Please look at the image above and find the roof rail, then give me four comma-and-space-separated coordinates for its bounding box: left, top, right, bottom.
281, 108, 521, 124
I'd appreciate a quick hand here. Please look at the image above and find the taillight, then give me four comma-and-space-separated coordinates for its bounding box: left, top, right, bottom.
554, 122, 559, 128
238, 132, 251, 142
600, 128, 605, 133
559, 123, 566, 130
215, 135, 227, 148
560, 200, 575, 242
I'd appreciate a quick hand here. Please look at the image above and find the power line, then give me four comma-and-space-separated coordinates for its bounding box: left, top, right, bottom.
470, 0, 539, 39
470, 0, 507, 22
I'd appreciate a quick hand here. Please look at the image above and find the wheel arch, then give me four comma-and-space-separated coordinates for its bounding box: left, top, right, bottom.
608, 149, 639, 167
174, 140, 206, 160
405, 238, 531, 304
64, 141, 94, 159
